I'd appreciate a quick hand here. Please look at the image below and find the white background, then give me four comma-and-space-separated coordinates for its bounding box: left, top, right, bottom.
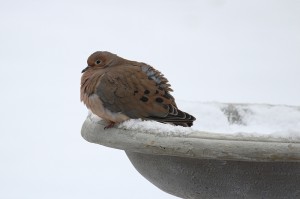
0, 0, 299, 198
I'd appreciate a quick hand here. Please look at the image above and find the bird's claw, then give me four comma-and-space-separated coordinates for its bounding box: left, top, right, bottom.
104, 122, 115, 129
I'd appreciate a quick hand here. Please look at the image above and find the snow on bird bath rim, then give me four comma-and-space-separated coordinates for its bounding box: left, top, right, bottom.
88, 101, 300, 141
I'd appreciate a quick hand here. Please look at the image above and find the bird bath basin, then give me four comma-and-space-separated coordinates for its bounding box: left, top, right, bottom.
81, 103, 300, 199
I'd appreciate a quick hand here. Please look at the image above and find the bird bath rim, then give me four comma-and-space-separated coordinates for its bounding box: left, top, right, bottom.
81, 113, 300, 162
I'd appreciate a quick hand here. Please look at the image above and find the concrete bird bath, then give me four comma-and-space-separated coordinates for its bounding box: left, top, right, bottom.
81, 103, 300, 199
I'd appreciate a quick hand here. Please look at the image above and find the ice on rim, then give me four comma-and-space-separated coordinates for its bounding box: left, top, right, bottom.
89, 101, 300, 141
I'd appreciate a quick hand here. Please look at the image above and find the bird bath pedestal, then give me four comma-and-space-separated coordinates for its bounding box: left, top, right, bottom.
81, 103, 300, 199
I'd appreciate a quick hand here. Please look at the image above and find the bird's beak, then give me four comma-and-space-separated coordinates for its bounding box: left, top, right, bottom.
81, 66, 90, 73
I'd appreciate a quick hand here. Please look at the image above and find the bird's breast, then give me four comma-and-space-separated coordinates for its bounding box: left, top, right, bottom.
83, 93, 129, 123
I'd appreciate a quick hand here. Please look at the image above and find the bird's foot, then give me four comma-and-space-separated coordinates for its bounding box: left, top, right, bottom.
104, 121, 116, 129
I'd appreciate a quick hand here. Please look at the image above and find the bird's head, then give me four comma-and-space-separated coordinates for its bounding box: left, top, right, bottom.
82, 51, 118, 73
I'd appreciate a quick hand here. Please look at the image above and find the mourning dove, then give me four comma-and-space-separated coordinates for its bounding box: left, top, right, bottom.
81, 51, 196, 128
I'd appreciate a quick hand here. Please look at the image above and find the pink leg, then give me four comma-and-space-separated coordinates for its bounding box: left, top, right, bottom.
104, 121, 116, 129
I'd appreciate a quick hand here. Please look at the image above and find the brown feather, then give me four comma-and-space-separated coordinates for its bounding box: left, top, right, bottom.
80, 51, 196, 127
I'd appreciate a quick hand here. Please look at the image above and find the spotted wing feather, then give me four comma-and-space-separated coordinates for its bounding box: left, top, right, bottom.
96, 63, 196, 126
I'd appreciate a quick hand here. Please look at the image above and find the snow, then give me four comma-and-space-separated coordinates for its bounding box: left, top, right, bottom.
1, 1, 300, 199
92, 101, 300, 141
119, 119, 194, 136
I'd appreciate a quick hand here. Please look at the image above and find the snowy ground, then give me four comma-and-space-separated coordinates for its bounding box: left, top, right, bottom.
1, 1, 300, 199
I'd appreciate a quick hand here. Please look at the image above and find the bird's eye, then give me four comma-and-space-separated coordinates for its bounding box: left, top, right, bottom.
95, 60, 102, 65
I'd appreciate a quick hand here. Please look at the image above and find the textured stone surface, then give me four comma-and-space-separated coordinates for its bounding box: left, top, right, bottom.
81, 115, 300, 162
81, 109, 300, 198
126, 152, 300, 199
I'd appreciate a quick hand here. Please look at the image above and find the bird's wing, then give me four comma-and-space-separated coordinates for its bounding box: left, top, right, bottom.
96, 64, 195, 126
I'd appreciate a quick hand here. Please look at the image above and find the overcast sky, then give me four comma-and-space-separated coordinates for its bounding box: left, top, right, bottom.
0, 0, 299, 198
